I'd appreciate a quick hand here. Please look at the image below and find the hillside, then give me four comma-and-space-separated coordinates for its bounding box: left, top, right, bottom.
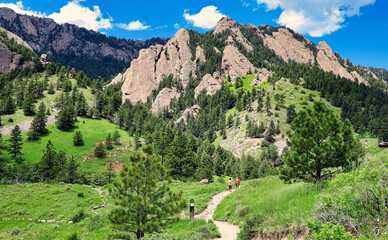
0, 7, 168, 80
0, 15, 388, 240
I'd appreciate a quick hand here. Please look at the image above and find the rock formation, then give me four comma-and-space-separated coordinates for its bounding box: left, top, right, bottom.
222, 45, 255, 82
251, 68, 273, 86
194, 74, 222, 98
260, 27, 314, 65
0, 40, 33, 74
151, 88, 180, 114
121, 29, 196, 103
176, 105, 201, 124
316, 41, 368, 85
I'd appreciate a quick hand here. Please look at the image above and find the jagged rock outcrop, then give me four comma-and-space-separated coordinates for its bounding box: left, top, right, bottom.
0, 26, 32, 50
107, 73, 124, 86
0, 7, 167, 79
151, 88, 180, 114
251, 68, 273, 86
194, 74, 222, 98
260, 27, 314, 65
222, 45, 255, 82
121, 29, 196, 103
196, 46, 206, 64
316, 41, 368, 85
176, 105, 201, 124
214, 16, 253, 52
0, 41, 33, 74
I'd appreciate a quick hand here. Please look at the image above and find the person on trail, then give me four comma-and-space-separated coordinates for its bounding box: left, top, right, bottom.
235, 177, 240, 189
228, 178, 233, 192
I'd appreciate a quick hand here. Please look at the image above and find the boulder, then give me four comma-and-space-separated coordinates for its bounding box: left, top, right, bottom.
176, 105, 201, 124
378, 142, 388, 148
151, 88, 180, 114
194, 74, 221, 98
200, 179, 209, 184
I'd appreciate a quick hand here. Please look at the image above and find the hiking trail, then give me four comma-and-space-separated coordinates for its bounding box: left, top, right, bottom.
196, 190, 240, 240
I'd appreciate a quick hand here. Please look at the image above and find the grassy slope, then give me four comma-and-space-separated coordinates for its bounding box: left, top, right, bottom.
0, 180, 226, 240
216, 77, 341, 157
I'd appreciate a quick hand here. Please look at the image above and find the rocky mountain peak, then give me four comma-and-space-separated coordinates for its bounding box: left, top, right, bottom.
213, 16, 238, 35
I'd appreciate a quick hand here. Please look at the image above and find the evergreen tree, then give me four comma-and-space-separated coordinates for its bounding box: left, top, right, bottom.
134, 134, 141, 150
30, 102, 47, 136
286, 104, 297, 123
265, 95, 271, 116
47, 83, 55, 94
106, 161, 114, 184
106, 133, 113, 150
38, 140, 57, 181
73, 131, 84, 146
5, 96, 16, 114
0, 134, 7, 181
196, 154, 214, 182
280, 101, 359, 183
76, 92, 88, 117
166, 134, 197, 180
57, 103, 76, 131
63, 156, 79, 184
8, 125, 23, 160
108, 146, 186, 239
22, 93, 36, 116
94, 143, 105, 158
112, 130, 121, 145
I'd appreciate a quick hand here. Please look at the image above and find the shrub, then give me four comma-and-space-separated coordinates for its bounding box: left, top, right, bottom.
67, 232, 79, 240
217, 177, 225, 184
309, 223, 354, 240
11, 227, 20, 235
8, 118, 13, 122
70, 210, 86, 223
77, 192, 85, 198
235, 206, 251, 217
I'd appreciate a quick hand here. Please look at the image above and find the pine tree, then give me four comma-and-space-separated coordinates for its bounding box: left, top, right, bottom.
112, 130, 121, 145
22, 93, 36, 116
94, 143, 105, 158
57, 103, 76, 131
76, 92, 88, 117
134, 133, 141, 150
73, 131, 84, 146
8, 125, 23, 160
0, 133, 7, 181
5, 96, 16, 114
38, 140, 57, 181
196, 154, 213, 182
32, 102, 47, 135
48, 83, 55, 94
286, 104, 297, 123
106, 161, 114, 184
166, 134, 197, 180
106, 133, 113, 150
108, 146, 186, 239
63, 156, 79, 184
280, 101, 359, 183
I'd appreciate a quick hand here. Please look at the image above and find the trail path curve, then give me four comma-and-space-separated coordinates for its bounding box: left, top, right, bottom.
196, 190, 240, 240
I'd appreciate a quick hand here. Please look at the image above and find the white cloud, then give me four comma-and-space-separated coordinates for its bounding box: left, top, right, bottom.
0, 1, 44, 17
117, 20, 150, 31
48, 1, 112, 31
241, 0, 250, 7
256, 0, 375, 37
183, 5, 225, 29
174, 23, 181, 29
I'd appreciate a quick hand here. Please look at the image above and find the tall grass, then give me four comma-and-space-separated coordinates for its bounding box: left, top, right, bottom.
213, 176, 323, 227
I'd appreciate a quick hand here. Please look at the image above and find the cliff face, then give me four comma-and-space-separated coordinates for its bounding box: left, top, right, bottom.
0, 7, 167, 79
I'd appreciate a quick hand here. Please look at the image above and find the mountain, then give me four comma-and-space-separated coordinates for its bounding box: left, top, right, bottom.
0, 7, 168, 80
118, 16, 385, 105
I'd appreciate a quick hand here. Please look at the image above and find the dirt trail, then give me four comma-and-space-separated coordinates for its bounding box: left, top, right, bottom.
0, 116, 56, 135
197, 190, 240, 240
91, 187, 106, 215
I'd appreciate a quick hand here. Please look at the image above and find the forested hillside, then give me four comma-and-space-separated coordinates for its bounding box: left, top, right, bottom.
0, 16, 387, 240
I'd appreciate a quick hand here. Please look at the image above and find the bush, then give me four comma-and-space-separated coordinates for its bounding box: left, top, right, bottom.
70, 210, 86, 223
11, 227, 20, 235
8, 118, 13, 122
217, 177, 225, 184
309, 223, 354, 240
77, 192, 85, 198
67, 232, 79, 240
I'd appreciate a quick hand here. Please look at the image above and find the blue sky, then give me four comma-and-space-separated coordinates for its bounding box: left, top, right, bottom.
0, 0, 387, 69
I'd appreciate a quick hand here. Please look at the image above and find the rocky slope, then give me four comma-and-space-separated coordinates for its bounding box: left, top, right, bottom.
0, 7, 167, 79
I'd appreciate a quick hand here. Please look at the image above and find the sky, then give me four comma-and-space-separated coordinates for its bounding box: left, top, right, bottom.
0, 0, 387, 69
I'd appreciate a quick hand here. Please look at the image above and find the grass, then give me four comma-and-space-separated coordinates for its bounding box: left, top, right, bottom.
146, 219, 221, 240
0, 183, 102, 221
0, 179, 226, 239
170, 180, 226, 214
213, 176, 322, 228
5, 117, 133, 165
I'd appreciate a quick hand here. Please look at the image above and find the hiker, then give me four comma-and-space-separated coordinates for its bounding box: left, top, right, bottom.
228, 178, 233, 192
235, 177, 240, 189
